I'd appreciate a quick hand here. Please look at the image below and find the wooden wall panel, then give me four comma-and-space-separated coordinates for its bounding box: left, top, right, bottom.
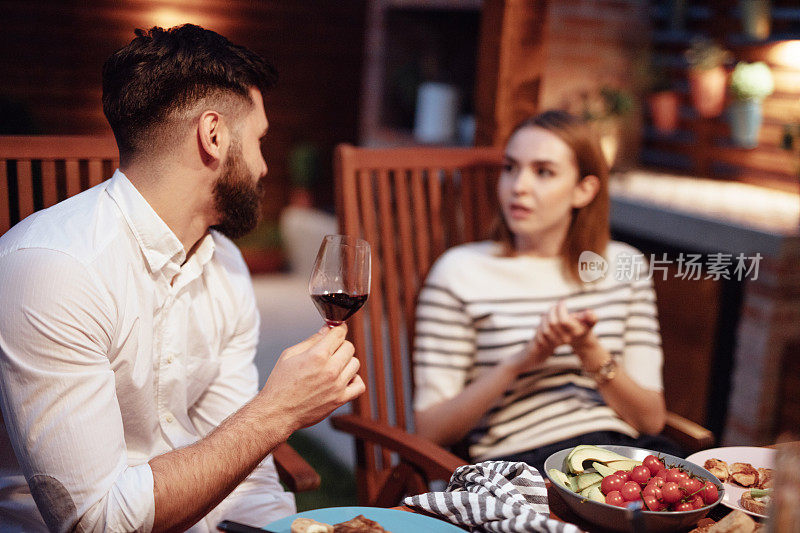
0, 0, 367, 216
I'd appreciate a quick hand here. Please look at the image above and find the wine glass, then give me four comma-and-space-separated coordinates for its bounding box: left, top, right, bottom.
309, 234, 371, 327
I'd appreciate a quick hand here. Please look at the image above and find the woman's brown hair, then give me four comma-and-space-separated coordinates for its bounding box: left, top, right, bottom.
494, 110, 610, 284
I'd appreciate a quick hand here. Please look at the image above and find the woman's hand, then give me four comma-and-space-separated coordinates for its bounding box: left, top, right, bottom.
511, 302, 598, 374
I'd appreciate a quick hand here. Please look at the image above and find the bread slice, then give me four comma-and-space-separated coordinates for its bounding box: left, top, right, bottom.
730, 462, 759, 487
704, 458, 729, 482
706, 510, 757, 532
740, 491, 769, 515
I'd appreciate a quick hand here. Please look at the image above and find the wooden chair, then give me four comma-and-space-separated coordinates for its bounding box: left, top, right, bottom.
331, 143, 715, 507
0, 135, 320, 493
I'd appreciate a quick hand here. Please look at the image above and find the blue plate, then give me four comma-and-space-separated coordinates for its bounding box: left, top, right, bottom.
264, 506, 465, 532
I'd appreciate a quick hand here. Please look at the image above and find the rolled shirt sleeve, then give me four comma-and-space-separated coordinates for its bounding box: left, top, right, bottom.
0, 249, 155, 532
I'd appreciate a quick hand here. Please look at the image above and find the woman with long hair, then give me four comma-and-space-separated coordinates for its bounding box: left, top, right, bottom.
412, 110, 678, 472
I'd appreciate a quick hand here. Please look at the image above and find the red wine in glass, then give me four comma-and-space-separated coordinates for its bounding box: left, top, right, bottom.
310, 292, 368, 325
309, 235, 371, 327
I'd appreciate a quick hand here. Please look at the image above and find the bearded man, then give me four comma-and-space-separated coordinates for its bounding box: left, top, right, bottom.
0, 24, 364, 532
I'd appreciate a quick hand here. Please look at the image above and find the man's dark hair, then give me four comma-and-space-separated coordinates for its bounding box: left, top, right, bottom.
102, 24, 277, 160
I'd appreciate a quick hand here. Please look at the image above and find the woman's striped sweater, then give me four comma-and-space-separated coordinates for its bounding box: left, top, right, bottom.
412, 240, 664, 460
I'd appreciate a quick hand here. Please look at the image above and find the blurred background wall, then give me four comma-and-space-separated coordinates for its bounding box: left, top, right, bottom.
0, 0, 367, 220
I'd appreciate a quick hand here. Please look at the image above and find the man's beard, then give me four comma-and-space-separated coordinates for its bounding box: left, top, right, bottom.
210, 140, 265, 239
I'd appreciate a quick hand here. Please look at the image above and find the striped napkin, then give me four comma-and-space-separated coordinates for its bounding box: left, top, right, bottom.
402, 461, 583, 533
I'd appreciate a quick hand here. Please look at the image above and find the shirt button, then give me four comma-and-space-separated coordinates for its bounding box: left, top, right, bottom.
166, 354, 174, 364
164, 414, 174, 423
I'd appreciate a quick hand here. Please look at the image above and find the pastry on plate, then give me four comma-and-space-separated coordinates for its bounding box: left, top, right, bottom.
730, 462, 759, 487
757, 467, 773, 489
333, 515, 389, 533
291, 517, 334, 533
703, 458, 730, 482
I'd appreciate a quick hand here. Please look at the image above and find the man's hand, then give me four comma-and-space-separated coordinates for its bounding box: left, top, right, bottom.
150, 325, 364, 532
256, 325, 365, 435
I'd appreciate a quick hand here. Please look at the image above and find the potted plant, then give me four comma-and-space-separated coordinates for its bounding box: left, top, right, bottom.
577, 86, 635, 168
287, 142, 320, 208
728, 61, 774, 148
685, 39, 731, 118
236, 220, 286, 274
645, 68, 681, 134
740, 0, 771, 40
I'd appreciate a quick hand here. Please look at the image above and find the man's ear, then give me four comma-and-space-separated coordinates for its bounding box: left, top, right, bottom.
572, 174, 601, 209
197, 110, 228, 163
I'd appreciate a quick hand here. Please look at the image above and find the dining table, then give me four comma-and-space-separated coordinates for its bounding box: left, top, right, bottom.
391, 440, 800, 532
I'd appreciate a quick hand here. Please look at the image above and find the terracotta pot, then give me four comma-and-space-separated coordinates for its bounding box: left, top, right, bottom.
240, 248, 285, 274
648, 90, 681, 133
688, 66, 727, 118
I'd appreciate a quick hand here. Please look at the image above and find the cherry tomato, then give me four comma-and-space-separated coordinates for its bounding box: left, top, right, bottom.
680, 477, 703, 495
661, 481, 682, 504
666, 468, 689, 484
642, 484, 662, 501
690, 495, 705, 510
642, 454, 666, 476
601, 474, 624, 495
647, 476, 665, 489
655, 468, 669, 480
614, 470, 631, 483
620, 481, 642, 502
701, 481, 719, 505
630, 465, 651, 486
642, 494, 661, 511
605, 490, 625, 507
674, 502, 694, 512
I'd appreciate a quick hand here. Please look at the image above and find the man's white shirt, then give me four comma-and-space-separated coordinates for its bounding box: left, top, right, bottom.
0, 170, 295, 532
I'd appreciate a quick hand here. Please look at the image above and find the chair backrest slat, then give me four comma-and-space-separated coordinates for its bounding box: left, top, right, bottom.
0, 161, 10, 232
334, 144, 503, 504
41, 160, 59, 209
376, 168, 406, 431
16, 161, 35, 221
0, 136, 118, 235
64, 160, 81, 198
393, 170, 418, 335
88, 159, 105, 187
410, 169, 431, 281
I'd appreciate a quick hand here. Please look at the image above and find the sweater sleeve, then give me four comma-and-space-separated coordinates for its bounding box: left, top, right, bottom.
620, 258, 664, 392
412, 253, 477, 412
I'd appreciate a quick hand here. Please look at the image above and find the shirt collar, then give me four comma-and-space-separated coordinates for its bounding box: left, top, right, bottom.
106, 170, 215, 274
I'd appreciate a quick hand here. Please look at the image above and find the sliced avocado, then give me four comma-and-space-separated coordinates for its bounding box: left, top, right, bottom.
579, 481, 602, 497
592, 461, 617, 477
567, 446, 631, 474
575, 472, 603, 491
548, 468, 571, 489
585, 485, 605, 503
566, 444, 595, 462
605, 459, 643, 472
565, 475, 579, 492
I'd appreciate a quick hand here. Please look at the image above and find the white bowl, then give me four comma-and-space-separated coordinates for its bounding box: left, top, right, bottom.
544, 445, 724, 533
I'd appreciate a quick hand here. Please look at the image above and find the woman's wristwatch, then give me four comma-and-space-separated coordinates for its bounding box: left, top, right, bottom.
584, 357, 619, 385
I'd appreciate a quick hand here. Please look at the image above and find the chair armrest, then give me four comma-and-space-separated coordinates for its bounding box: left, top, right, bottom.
663, 411, 715, 453
331, 414, 465, 480
272, 442, 321, 493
